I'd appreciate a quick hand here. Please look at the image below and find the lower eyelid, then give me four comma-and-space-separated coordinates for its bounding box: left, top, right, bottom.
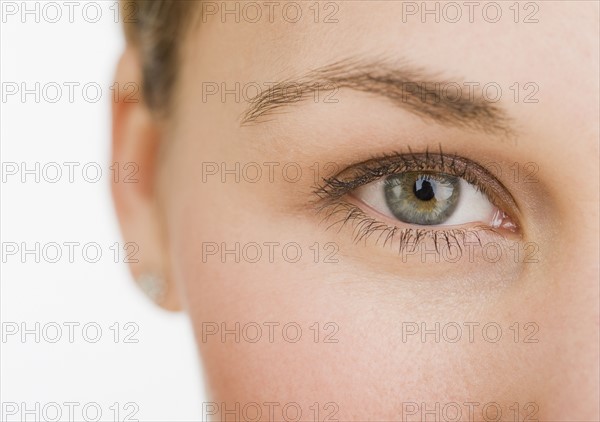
314, 199, 529, 269
320, 198, 508, 243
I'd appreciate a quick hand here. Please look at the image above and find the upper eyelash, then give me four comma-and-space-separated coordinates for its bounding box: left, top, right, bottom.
313, 147, 520, 220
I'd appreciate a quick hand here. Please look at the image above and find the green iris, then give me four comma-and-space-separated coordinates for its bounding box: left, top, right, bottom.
384, 172, 460, 225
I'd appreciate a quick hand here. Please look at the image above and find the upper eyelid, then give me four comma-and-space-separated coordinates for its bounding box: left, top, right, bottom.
315, 151, 521, 223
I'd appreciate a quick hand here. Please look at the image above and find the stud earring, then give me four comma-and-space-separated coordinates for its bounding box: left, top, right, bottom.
136, 272, 167, 304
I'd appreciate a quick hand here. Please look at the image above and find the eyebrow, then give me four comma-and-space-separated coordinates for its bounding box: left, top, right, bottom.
240, 57, 513, 135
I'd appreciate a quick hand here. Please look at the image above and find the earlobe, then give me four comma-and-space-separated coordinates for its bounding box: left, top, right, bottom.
111, 48, 181, 311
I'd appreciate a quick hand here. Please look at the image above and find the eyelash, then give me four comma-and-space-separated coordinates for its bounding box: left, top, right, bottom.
312, 147, 519, 254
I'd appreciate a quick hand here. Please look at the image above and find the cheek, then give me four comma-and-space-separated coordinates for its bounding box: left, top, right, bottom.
165, 179, 549, 420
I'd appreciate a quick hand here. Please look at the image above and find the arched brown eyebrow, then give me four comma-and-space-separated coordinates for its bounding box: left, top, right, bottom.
240, 57, 513, 136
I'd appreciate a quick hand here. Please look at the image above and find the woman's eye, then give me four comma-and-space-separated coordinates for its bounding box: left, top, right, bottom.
352, 171, 504, 227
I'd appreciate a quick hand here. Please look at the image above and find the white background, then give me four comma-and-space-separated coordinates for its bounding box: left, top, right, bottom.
1, 1, 207, 421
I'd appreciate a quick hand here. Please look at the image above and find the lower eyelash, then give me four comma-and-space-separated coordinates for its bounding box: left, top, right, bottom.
316, 201, 506, 255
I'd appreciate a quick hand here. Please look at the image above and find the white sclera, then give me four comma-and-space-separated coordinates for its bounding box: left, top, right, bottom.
353, 177, 496, 226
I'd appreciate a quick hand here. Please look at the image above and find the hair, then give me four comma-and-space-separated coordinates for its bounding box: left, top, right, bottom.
121, 0, 198, 114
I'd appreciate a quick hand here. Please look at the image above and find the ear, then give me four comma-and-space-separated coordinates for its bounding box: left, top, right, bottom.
111, 48, 180, 311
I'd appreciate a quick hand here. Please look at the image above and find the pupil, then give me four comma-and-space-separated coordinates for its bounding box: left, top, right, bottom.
413, 179, 435, 201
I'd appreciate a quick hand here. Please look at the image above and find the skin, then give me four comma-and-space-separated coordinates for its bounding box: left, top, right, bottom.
112, 2, 599, 421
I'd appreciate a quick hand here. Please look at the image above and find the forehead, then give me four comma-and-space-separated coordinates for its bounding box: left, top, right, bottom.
183, 2, 597, 124
191, 2, 595, 75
